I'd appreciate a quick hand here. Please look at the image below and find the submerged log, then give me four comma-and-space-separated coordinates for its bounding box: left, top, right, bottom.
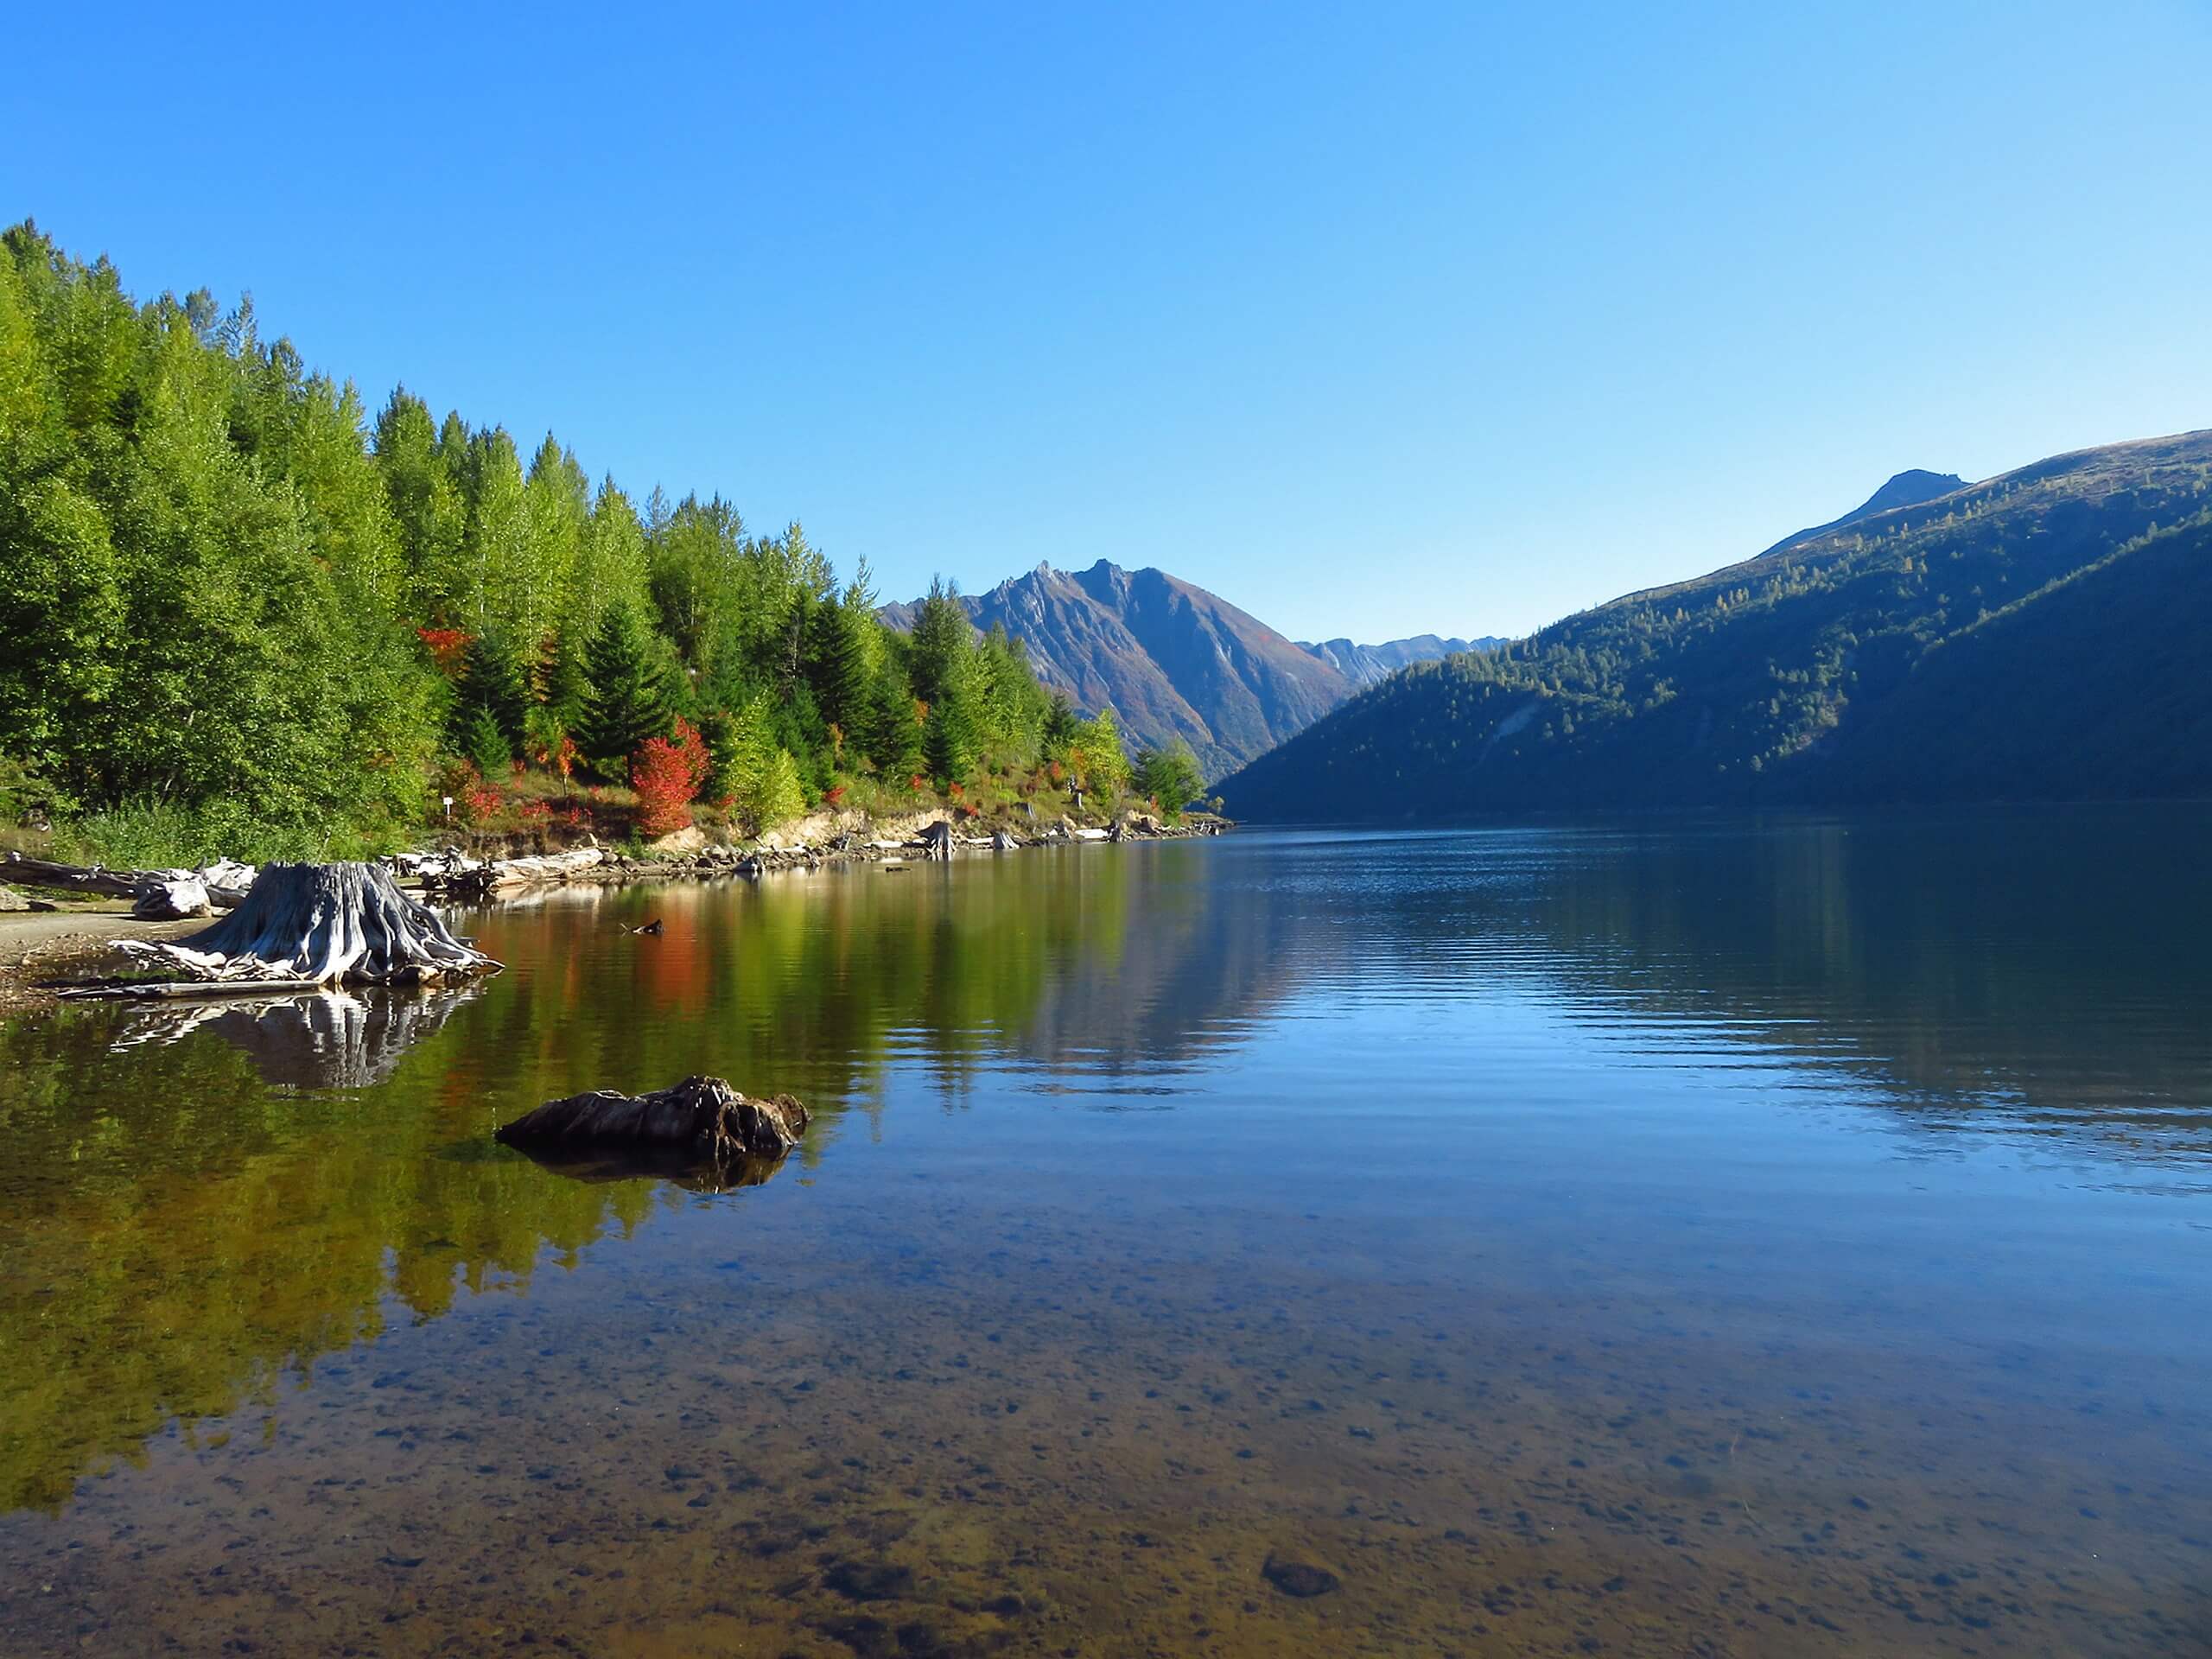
496, 1075, 808, 1189
110, 861, 499, 985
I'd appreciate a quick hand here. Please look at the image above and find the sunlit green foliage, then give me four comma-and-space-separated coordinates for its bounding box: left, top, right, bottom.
0, 224, 1106, 851
1132, 740, 1205, 821
1059, 706, 1133, 798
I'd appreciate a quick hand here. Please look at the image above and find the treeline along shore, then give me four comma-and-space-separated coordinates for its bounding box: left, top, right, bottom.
0, 221, 1216, 877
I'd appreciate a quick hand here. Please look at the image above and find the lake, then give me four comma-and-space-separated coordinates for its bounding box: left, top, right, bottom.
2, 812, 2209, 1656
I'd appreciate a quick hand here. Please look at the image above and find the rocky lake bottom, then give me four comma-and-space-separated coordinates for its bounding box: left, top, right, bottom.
3, 813, 2208, 1656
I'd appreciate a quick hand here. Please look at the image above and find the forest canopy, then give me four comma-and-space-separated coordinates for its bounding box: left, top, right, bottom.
0, 222, 1140, 858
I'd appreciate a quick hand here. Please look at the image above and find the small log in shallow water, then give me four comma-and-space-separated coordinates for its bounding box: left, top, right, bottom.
108, 861, 499, 986
497, 1074, 808, 1161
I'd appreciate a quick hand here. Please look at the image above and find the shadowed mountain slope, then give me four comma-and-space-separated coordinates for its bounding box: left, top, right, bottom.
1221, 429, 2212, 818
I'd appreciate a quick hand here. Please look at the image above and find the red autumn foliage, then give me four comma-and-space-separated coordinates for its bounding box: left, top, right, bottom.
460, 770, 504, 824
631, 717, 710, 836
822, 785, 846, 807
530, 731, 580, 780
909, 773, 928, 792
417, 627, 472, 676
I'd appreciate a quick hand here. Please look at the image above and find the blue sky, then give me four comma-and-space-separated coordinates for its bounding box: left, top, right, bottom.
8, 1, 2209, 641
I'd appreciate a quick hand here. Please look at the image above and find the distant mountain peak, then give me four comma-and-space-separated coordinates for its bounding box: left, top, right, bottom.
1298, 634, 1504, 690
1759, 467, 1969, 558
1858, 468, 1968, 516
884, 561, 1493, 775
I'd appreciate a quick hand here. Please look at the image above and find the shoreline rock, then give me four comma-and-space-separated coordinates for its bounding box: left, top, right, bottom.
405, 810, 1235, 900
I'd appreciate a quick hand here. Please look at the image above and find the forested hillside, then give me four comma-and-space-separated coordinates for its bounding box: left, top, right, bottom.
1222, 430, 2212, 818
0, 223, 1166, 859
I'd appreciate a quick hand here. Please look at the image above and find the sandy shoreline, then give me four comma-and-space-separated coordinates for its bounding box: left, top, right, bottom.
0, 903, 204, 1015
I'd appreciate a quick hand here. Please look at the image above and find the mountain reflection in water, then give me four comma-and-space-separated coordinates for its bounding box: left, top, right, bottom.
0, 810, 2208, 1656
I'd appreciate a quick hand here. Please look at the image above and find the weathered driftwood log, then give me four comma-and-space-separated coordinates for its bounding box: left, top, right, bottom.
918, 820, 956, 860
110, 861, 499, 986
417, 844, 604, 899
496, 1076, 808, 1190
4, 851, 253, 909
60, 976, 335, 1002
133, 876, 212, 919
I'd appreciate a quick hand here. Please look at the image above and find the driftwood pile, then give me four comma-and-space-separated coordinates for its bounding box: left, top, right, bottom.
399, 844, 605, 899
3, 851, 257, 918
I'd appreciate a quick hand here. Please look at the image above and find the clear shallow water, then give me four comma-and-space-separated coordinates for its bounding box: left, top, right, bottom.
2, 811, 2209, 1656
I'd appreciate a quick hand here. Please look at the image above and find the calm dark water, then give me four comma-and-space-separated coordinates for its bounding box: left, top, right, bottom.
3, 812, 2209, 1656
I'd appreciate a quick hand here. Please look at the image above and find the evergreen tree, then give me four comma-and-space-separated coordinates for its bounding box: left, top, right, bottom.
922, 696, 975, 785
462, 706, 512, 779
907, 576, 971, 709
864, 670, 924, 776
1043, 693, 1080, 752
810, 593, 875, 741
575, 602, 674, 775
1131, 740, 1205, 820
450, 629, 528, 754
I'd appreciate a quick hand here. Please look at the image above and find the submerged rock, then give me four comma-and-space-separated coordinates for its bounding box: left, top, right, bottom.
1262, 1554, 1340, 1599
496, 1075, 810, 1184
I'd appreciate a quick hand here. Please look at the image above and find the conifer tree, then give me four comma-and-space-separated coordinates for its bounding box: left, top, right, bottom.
908, 577, 971, 709
865, 671, 924, 775
922, 696, 975, 785
575, 602, 675, 776
450, 629, 528, 755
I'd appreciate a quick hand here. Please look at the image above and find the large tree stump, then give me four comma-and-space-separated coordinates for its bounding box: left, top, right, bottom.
111, 861, 499, 986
